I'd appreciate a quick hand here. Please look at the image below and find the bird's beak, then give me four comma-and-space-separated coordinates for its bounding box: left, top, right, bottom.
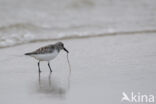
63, 47, 69, 53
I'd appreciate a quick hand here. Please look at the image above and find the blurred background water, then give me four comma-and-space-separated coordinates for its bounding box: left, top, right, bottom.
0, 0, 156, 48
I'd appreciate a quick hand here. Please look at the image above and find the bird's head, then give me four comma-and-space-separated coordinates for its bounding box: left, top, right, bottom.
56, 42, 69, 53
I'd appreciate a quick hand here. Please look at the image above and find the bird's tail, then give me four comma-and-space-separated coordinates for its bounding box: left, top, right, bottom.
24, 52, 32, 55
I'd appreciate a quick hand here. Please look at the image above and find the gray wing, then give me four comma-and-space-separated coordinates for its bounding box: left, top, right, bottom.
25, 45, 55, 55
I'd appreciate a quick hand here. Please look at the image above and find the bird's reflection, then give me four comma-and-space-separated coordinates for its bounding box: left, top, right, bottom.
36, 72, 70, 98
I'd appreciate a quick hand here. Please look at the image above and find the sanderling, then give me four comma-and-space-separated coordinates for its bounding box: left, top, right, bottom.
25, 42, 69, 73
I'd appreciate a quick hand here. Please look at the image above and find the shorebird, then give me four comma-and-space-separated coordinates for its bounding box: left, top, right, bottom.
25, 42, 69, 73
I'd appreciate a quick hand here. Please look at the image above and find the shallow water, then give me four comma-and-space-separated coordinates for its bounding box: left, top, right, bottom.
0, 34, 156, 104
0, 0, 156, 47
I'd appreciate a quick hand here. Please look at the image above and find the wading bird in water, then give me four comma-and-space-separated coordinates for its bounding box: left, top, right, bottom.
25, 42, 69, 73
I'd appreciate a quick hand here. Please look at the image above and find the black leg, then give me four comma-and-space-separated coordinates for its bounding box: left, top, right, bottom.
38, 61, 41, 73
48, 62, 52, 72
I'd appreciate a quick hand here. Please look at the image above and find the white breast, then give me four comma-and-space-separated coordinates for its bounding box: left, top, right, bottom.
31, 50, 59, 61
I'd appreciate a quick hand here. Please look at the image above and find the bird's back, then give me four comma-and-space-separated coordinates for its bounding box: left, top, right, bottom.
25, 44, 56, 55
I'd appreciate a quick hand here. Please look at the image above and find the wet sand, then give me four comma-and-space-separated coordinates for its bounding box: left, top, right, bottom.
0, 33, 156, 104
